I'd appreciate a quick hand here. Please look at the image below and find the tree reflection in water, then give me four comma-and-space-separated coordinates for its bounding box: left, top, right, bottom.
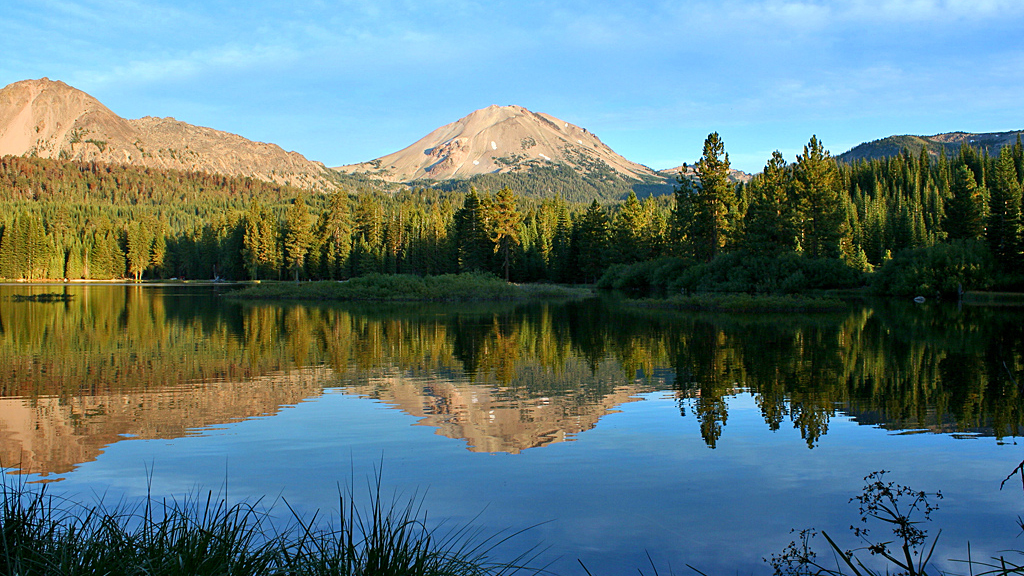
1, 285, 1022, 475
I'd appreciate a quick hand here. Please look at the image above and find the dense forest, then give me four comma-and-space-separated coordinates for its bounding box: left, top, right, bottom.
0, 132, 1022, 293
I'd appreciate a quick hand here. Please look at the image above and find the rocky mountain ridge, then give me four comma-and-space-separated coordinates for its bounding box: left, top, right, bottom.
4, 78, 1020, 196
0, 78, 335, 191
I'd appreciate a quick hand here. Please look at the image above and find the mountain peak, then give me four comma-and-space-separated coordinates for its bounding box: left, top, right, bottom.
0, 77, 128, 159
338, 104, 656, 182
0, 78, 333, 191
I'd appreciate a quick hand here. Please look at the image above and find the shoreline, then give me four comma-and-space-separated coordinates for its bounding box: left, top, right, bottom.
227, 273, 594, 302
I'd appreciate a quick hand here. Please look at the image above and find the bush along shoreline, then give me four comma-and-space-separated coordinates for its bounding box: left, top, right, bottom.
228, 272, 592, 302
595, 253, 859, 312
596, 245, 1024, 311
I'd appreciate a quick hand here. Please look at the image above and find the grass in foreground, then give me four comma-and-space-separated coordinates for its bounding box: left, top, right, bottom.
0, 474, 539, 576
229, 273, 591, 302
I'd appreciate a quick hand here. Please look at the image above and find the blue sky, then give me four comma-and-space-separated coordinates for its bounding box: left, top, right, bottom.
3, 0, 1023, 173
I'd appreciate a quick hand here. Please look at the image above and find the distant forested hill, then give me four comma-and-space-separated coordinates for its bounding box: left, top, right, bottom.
838, 130, 1024, 163
426, 162, 676, 202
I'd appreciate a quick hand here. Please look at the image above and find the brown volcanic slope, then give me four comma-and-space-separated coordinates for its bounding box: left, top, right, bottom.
338, 104, 662, 183
0, 78, 334, 191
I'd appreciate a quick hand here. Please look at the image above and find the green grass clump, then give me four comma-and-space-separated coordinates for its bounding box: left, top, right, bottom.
229, 273, 590, 302
0, 475, 537, 576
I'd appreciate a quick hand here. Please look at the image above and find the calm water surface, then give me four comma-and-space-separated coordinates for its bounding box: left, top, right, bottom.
2, 284, 1023, 575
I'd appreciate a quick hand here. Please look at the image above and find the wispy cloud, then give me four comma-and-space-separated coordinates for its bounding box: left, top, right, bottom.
72, 43, 302, 87
3, 0, 1022, 171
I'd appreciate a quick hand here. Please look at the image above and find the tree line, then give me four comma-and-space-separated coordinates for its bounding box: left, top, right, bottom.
0, 133, 1022, 286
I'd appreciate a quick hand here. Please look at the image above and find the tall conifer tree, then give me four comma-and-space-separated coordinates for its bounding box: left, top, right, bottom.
489, 187, 522, 281
612, 191, 647, 264
793, 136, 846, 258
454, 188, 491, 272
943, 164, 986, 240
576, 200, 610, 283
987, 148, 1023, 268
692, 133, 733, 261
743, 151, 798, 255
284, 195, 314, 281
314, 193, 352, 279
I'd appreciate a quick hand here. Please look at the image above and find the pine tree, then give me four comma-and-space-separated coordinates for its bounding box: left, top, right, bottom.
351, 236, 381, 276
550, 203, 573, 282
690, 133, 734, 261
612, 191, 646, 264
0, 222, 16, 279
0, 214, 53, 279
353, 194, 384, 250
126, 220, 153, 281
987, 148, 1023, 268
89, 227, 125, 279
743, 150, 798, 255
489, 187, 522, 281
668, 172, 697, 256
88, 229, 112, 279
1013, 134, 1024, 185
642, 196, 666, 260
284, 195, 314, 281
793, 136, 846, 258
315, 192, 352, 280
242, 203, 281, 280
943, 164, 986, 240
65, 236, 86, 279
454, 188, 491, 272
576, 200, 610, 283
425, 201, 455, 275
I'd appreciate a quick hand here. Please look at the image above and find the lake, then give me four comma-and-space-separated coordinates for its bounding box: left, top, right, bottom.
1, 283, 1022, 575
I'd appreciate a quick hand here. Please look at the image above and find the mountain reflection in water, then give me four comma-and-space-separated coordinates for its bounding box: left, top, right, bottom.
1, 284, 1022, 477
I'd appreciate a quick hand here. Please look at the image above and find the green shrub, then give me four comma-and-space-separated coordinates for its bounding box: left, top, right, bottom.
870, 240, 994, 297
596, 258, 690, 295
669, 252, 865, 295
598, 253, 866, 296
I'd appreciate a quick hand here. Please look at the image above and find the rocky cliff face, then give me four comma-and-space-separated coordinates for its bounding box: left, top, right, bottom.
0, 78, 334, 191
338, 104, 662, 183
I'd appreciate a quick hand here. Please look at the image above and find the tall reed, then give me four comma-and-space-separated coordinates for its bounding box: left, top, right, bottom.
0, 473, 538, 576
